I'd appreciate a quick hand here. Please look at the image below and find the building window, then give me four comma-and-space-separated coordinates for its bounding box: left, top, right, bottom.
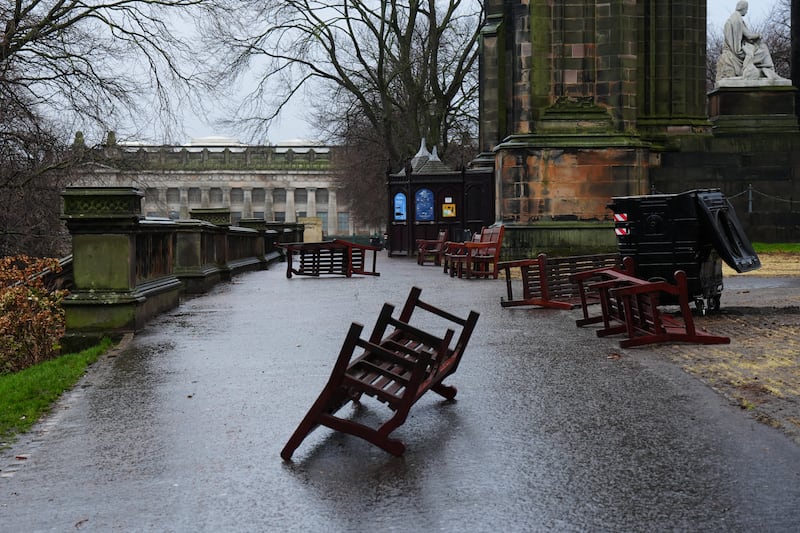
253, 211, 265, 220
297, 211, 307, 218
337, 212, 349, 233
273, 188, 286, 204
166, 187, 180, 203
318, 211, 328, 231
274, 211, 286, 222
145, 188, 159, 203
252, 188, 265, 204
231, 211, 242, 224
209, 187, 223, 205
295, 188, 308, 204
230, 188, 244, 204
188, 187, 201, 204
317, 188, 329, 204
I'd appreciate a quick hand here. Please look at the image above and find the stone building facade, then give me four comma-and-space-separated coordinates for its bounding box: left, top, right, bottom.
74, 136, 355, 236
477, 0, 799, 243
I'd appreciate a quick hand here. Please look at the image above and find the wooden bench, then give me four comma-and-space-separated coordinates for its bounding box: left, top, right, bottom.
498, 252, 621, 309
572, 266, 730, 348
570, 257, 637, 329
445, 225, 505, 279
441, 230, 482, 276
280, 239, 380, 278
280, 286, 480, 460
416, 230, 447, 266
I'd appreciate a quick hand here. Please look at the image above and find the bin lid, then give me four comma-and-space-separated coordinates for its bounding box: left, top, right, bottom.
694, 191, 761, 273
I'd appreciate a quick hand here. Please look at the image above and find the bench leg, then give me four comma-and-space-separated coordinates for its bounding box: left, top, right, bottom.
431, 382, 458, 401
281, 323, 363, 461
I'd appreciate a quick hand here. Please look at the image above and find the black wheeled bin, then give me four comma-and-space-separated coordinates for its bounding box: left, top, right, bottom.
608, 189, 760, 313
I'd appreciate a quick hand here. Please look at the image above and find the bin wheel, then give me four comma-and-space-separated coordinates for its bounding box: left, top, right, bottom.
695, 299, 707, 316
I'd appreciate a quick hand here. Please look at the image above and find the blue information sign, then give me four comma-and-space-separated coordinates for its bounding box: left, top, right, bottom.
393, 192, 407, 221
415, 188, 434, 221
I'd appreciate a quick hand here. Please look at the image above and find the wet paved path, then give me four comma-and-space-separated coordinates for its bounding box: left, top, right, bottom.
3, 256, 800, 532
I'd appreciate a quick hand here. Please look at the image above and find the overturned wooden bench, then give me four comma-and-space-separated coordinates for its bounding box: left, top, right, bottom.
280, 286, 480, 460
280, 239, 381, 278
573, 266, 730, 348
499, 252, 621, 309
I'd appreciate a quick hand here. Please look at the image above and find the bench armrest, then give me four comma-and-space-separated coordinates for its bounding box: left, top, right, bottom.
610, 281, 674, 297
464, 241, 499, 250
443, 241, 469, 254
569, 266, 621, 282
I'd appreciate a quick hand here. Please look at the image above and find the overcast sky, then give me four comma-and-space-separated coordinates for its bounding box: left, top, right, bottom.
184, 0, 777, 145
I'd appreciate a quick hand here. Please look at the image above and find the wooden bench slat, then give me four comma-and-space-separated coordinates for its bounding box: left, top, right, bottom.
500, 252, 622, 309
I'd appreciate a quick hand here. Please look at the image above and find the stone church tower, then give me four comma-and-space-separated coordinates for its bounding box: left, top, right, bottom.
479, 0, 708, 224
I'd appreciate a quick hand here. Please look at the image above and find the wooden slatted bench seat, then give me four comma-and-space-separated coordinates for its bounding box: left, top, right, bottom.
280, 239, 380, 278
499, 252, 621, 309
280, 286, 480, 460
573, 266, 730, 348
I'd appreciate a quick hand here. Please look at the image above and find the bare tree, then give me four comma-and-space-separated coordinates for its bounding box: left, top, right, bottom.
761, 0, 791, 77
1, 0, 216, 142
1, 0, 217, 257
203, 1, 481, 227
0, 87, 75, 256
204, 0, 481, 164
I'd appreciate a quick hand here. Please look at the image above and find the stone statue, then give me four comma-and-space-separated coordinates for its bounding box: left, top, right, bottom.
716, 1, 785, 83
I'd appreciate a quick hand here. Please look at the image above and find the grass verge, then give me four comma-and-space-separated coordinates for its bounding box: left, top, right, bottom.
753, 242, 800, 254
0, 338, 114, 447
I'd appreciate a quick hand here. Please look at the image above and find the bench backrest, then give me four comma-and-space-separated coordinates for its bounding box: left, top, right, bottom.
540, 253, 621, 300
473, 225, 505, 258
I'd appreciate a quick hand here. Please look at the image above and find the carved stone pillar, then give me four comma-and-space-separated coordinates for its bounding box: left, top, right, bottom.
265, 188, 274, 221
307, 187, 317, 217
286, 188, 296, 222
243, 188, 253, 219
327, 189, 338, 235
180, 187, 189, 219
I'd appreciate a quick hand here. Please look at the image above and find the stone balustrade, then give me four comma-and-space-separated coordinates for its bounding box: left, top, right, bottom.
60, 187, 299, 346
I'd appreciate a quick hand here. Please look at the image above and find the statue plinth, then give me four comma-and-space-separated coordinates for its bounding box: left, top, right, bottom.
708, 83, 799, 134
